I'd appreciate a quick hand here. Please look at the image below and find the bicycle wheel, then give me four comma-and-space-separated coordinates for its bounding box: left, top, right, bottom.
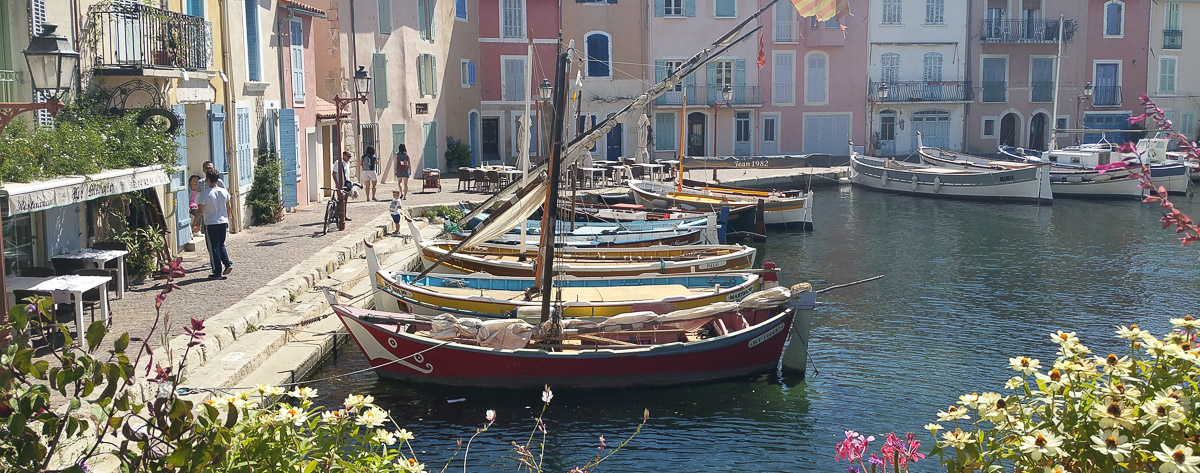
323, 200, 337, 235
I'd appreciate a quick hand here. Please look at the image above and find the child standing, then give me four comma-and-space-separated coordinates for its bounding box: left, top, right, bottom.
389, 190, 404, 235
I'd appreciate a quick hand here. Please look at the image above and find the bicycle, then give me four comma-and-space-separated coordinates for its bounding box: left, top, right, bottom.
321, 183, 362, 235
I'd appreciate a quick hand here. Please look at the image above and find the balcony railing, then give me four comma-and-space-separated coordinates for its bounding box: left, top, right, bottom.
868, 81, 972, 102
1092, 85, 1121, 106
981, 81, 1007, 102
1030, 81, 1054, 103
980, 19, 1076, 43
89, 3, 213, 72
655, 85, 762, 106
0, 70, 17, 102
1164, 30, 1183, 49
775, 21, 801, 42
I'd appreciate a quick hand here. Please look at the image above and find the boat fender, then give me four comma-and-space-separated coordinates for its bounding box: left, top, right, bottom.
881, 170, 888, 186
660, 258, 667, 274
1093, 173, 1112, 182
911, 175, 919, 191
1067, 175, 1084, 184
933, 177, 942, 194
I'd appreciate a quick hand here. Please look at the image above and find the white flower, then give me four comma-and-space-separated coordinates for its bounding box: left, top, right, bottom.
1116, 324, 1147, 341
1170, 315, 1200, 331
541, 386, 554, 404
485, 410, 496, 422
256, 384, 285, 397
344, 394, 375, 410
398, 457, 427, 473
1008, 357, 1041, 375
320, 409, 347, 424
1154, 443, 1200, 473
1004, 376, 1025, 390
939, 429, 974, 449
231, 391, 259, 410
1044, 465, 1067, 473
288, 386, 319, 399
396, 428, 415, 442
1142, 397, 1186, 430
356, 406, 388, 427
273, 404, 306, 426
958, 392, 980, 407
1052, 331, 1078, 345
1019, 430, 1065, 461
1097, 353, 1133, 375
1035, 369, 1070, 392
371, 429, 397, 445
923, 423, 943, 435
1090, 430, 1133, 461
936, 405, 970, 422
1090, 398, 1137, 430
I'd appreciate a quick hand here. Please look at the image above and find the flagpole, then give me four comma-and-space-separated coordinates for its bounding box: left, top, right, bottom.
520, 35, 533, 253
1047, 15, 1064, 152
678, 88, 687, 192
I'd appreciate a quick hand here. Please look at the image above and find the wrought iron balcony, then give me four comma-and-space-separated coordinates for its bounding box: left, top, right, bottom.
868, 81, 972, 102
981, 81, 1007, 102
1164, 30, 1183, 49
1092, 85, 1121, 106
980, 19, 1076, 43
0, 70, 17, 102
89, 3, 213, 73
1030, 81, 1054, 103
655, 85, 762, 106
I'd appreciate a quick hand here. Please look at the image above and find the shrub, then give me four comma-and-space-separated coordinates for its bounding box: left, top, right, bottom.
246, 149, 283, 225
116, 226, 166, 278
444, 136, 472, 169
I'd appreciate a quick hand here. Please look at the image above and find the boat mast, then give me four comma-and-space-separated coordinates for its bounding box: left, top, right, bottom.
678, 88, 687, 192
1047, 15, 1064, 152
519, 35, 534, 254
537, 38, 572, 324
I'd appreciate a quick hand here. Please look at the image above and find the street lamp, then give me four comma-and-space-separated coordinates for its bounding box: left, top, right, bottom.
1, 22, 79, 337
710, 85, 735, 180
1075, 81, 1093, 145
331, 65, 371, 231
539, 78, 553, 102
867, 82, 889, 157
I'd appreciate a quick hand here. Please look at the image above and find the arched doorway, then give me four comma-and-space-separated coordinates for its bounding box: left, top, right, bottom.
999, 113, 1020, 147
1029, 113, 1048, 151
687, 112, 706, 157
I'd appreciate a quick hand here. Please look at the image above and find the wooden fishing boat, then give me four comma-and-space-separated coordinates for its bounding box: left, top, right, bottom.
451, 226, 707, 247
997, 138, 1193, 195
376, 267, 767, 319
330, 285, 816, 388
565, 200, 759, 234
412, 221, 756, 277
850, 151, 1053, 203
628, 179, 813, 230
996, 146, 1144, 198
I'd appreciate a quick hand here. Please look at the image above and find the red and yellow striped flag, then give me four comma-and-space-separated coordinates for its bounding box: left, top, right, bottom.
756, 32, 766, 69
790, 0, 851, 22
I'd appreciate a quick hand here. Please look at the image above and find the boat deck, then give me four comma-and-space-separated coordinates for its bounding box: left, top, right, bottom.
432, 284, 700, 301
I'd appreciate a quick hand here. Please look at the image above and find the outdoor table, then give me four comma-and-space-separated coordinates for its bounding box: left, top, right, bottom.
52, 248, 129, 299
6, 275, 112, 338
608, 165, 632, 184
500, 169, 524, 185
635, 163, 665, 181
578, 167, 606, 188
659, 160, 681, 179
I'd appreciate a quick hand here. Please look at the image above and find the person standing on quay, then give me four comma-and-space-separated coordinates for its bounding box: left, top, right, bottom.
197, 171, 234, 279
361, 146, 380, 201
395, 144, 410, 199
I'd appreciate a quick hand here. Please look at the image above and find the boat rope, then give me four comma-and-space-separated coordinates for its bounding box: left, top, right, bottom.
816, 275, 885, 294
790, 323, 819, 377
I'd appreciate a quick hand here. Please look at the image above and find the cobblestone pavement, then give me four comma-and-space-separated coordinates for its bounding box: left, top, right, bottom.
106, 177, 500, 343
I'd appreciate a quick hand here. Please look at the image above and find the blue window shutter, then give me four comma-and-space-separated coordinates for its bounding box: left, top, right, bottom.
734, 59, 746, 103
468, 62, 476, 85
655, 59, 666, 82
417, 0, 427, 38
380, 0, 392, 34
279, 109, 298, 208
684, 0, 695, 16
373, 53, 388, 108
236, 107, 253, 187
187, 0, 203, 16
244, 0, 261, 81
654, 0, 665, 16
706, 62, 716, 86
715, 0, 734, 17
608, 0, 617, 3
456, 0, 467, 19
172, 105, 192, 247
392, 123, 406, 158
209, 104, 227, 174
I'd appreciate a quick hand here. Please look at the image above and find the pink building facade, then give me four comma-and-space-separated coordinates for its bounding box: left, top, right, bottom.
479, 0, 560, 166
1080, 0, 1149, 144
760, 0, 869, 157
277, 0, 327, 208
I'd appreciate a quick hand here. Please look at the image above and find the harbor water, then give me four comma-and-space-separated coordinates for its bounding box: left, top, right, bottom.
306, 185, 1200, 471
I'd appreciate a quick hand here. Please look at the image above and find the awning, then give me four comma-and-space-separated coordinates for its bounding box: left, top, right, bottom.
1, 165, 171, 217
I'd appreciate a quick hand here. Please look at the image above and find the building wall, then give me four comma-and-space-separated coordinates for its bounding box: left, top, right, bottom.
1146, 0, 1200, 144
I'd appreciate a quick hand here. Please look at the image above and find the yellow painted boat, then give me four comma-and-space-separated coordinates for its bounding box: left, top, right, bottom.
629, 179, 813, 229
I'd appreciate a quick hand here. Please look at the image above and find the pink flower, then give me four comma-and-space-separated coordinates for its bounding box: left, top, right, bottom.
485, 409, 496, 422
834, 430, 874, 463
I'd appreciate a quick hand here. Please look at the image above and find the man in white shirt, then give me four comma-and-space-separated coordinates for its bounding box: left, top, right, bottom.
196, 171, 234, 279
202, 160, 226, 188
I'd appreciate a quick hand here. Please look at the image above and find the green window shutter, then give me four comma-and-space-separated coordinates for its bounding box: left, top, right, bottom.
379, 0, 392, 34
418, 56, 427, 96
654, 0, 665, 16
427, 0, 436, 41
734, 59, 746, 86
373, 53, 388, 108
430, 56, 438, 97
684, 0, 695, 17
417, 0, 428, 39
391, 123, 406, 156
655, 59, 666, 82
706, 62, 716, 86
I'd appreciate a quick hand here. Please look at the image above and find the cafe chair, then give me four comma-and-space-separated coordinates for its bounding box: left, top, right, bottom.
457, 167, 474, 191
51, 258, 87, 276
22, 267, 56, 277
75, 268, 118, 293
473, 169, 489, 192
485, 170, 501, 193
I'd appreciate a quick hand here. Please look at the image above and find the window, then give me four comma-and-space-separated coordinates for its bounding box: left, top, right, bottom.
714, 60, 733, 90
1159, 56, 1178, 94
235, 107, 252, 187
372, 53, 388, 108
763, 116, 777, 142
735, 111, 751, 143
923, 52, 942, 82
1104, 1, 1124, 37
585, 32, 611, 78
774, 1, 799, 42
1182, 112, 1196, 139
1166, 2, 1181, 30
925, 0, 944, 24
1030, 57, 1054, 103
981, 117, 997, 138
243, 0, 262, 81
418, 54, 438, 97
805, 52, 828, 104
664, 60, 684, 91
456, 0, 468, 20
378, 0, 391, 34
981, 57, 1007, 102
502, 0, 524, 38
715, 0, 735, 18
3, 213, 37, 276
880, 53, 899, 84
1055, 116, 1068, 132
654, 112, 676, 150
882, 0, 902, 25
418, 0, 435, 41
663, 0, 684, 17
773, 52, 794, 105
360, 123, 378, 159
502, 56, 526, 101
460, 59, 470, 88
290, 19, 305, 105
879, 110, 897, 142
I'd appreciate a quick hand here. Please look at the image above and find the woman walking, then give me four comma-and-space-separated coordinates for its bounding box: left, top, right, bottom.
361, 146, 379, 200
395, 144, 411, 199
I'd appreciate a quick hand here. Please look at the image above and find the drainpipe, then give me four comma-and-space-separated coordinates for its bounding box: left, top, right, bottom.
279, 11, 292, 109
218, 0, 242, 232
963, 0, 973, 153
348, 0, 359, 180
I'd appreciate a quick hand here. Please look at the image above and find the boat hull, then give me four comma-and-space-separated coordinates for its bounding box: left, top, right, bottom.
629, 180, 813, 230
418, 243, 757, 277
334, 307, 795, 389
851, 155, 1053, 203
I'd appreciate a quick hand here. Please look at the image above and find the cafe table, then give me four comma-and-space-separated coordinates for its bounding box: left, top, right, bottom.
6, 274, 113, 337
52, 248, 129, 299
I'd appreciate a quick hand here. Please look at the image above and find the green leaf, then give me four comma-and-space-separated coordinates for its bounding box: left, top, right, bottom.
114, 332, 129, 353
69, 397, 81, 411
86, 320, 106, 352
30, 360, 49, 379
302, 459, 319, 473
12, 348, 32, 373
164, 445, 189, 467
